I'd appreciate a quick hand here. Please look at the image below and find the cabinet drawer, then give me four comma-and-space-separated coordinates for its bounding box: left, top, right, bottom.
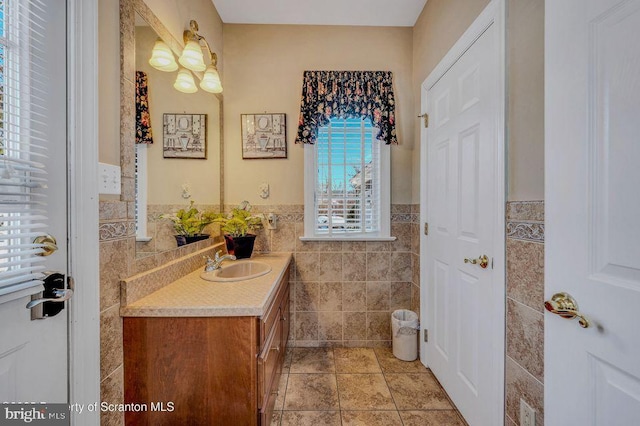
281, 292, 290, 346
259, 371, 280, 426
261, 271, 289, 346
258, 314, 282, 409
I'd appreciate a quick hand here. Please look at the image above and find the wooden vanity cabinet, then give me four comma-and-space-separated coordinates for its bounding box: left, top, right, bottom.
123, 266, 290, 426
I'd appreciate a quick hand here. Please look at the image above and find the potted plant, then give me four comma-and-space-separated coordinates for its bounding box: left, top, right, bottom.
214, 201, 263, 259
162, 201, 217, 247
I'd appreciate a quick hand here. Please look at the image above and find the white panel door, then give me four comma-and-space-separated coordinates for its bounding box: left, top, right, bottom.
0, 0, 69, 404
546, 0, 640, 424
421, 4, 504, 424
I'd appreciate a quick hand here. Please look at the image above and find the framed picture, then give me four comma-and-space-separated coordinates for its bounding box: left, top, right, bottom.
241, 113, 287, 159
163, 113, 207, 159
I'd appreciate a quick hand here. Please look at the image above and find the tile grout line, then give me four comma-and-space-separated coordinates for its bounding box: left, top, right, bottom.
331, 348, 345, 426
372, 348, 405, 425
277, 351, 291, 425
508, 296, 545, 317
427, 368, 469, 425
506, 354, 544, 387
281, 347, 471, 424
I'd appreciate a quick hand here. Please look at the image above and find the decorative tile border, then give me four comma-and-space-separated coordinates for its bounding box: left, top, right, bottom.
410, 204, 419, 224
391, 213, 413, 223
277, 213, 304, 223
99, 221, 136, 241
506, 222, 545, 243
506, 201, 544, 242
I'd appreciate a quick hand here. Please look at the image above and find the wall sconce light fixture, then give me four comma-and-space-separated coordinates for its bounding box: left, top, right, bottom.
173, 68, 198, 93
149, 39, 178, 72
178, 39, 206, 72
148, 19, 223, 94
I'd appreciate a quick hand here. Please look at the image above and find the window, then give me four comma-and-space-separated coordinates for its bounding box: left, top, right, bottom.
0, 0, 52, 298
303, 117, 391, 240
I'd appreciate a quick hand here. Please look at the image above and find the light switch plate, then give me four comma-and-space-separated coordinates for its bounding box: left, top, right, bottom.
98, 162, 121, 195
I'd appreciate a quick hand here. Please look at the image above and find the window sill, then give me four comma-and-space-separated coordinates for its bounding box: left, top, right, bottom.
136, 236, 152, 243
298, 236, 396, 242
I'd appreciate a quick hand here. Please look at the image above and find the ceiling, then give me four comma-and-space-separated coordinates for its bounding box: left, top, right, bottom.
211, 0, 428, 27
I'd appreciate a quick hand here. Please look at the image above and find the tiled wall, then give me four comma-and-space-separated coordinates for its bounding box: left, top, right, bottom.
98, 2, 224, 424
242, 204, 421, 348
99, 199, 134, 426
99, 199, 220, 426
505, 201, 545, 426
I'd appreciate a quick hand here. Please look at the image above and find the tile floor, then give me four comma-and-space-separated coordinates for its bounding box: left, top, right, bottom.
271, 347, 468, 425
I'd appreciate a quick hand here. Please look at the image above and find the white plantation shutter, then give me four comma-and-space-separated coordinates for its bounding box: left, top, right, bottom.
306, 117, 390, 239
0, 0, 52, 296
135, 144, 150, 240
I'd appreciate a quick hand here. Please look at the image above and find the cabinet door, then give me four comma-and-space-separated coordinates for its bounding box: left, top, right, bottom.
281, 290, 290, 346
258, 312, 282, 409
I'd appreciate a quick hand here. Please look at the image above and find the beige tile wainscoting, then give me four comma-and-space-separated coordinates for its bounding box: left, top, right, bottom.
99, 198, 221, 426
234, 204, 421, 348
100, 201, 419, 425
505, 201, 545, 425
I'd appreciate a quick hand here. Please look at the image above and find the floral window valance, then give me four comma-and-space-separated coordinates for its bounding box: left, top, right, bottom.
136, 71, 153, 144
295, 71, 397, 145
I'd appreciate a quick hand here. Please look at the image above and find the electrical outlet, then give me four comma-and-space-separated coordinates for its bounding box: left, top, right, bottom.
265, 213, 277, 230
520, 398, 536, 426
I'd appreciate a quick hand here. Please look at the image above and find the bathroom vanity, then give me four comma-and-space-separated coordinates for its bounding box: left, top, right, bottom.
121, 253, 291, 425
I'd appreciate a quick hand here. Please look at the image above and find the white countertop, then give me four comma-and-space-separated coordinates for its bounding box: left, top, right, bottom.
120, 253, 292, 318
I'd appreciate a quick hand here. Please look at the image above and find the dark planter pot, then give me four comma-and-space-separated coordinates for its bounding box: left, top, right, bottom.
224, 234, 256, 259
175, 234, 210, 247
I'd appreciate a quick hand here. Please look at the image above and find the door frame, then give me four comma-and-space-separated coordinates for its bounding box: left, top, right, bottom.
419, 0, 506, 422
67, 0, 100, 423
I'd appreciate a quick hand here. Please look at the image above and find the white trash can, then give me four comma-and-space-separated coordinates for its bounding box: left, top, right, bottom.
391, 309, 419, 361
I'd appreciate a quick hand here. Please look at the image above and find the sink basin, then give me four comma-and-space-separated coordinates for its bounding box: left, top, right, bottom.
200, 261, 272, 282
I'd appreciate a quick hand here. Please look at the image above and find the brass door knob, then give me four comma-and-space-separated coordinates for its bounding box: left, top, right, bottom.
33, 234, 58, 257
545, 292, 590, 328
464, 255, 489, 269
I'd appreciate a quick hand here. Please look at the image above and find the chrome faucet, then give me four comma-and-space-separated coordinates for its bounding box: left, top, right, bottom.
204, 250, 236, 272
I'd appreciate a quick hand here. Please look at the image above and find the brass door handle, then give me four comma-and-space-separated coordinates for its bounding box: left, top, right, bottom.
545, 292, 590, 328
33, 234, 58, 257
464, 255, 489, 269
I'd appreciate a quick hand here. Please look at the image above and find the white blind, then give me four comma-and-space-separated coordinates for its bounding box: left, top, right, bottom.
134, 144, 149, 240
314, 117, 381, 236
0, 0, 51, 296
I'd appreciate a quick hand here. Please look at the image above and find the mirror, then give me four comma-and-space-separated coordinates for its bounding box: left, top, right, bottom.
133, 12, 223, 258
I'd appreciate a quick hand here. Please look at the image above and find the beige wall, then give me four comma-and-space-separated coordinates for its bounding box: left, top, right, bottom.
411, 0, 544, 202
136, 26, 221, 205
507, 0, 544, 201
98, 0, 224, 167
411, 0, 491, 203
98, 0, 121, 165
223, 24, 414, 205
